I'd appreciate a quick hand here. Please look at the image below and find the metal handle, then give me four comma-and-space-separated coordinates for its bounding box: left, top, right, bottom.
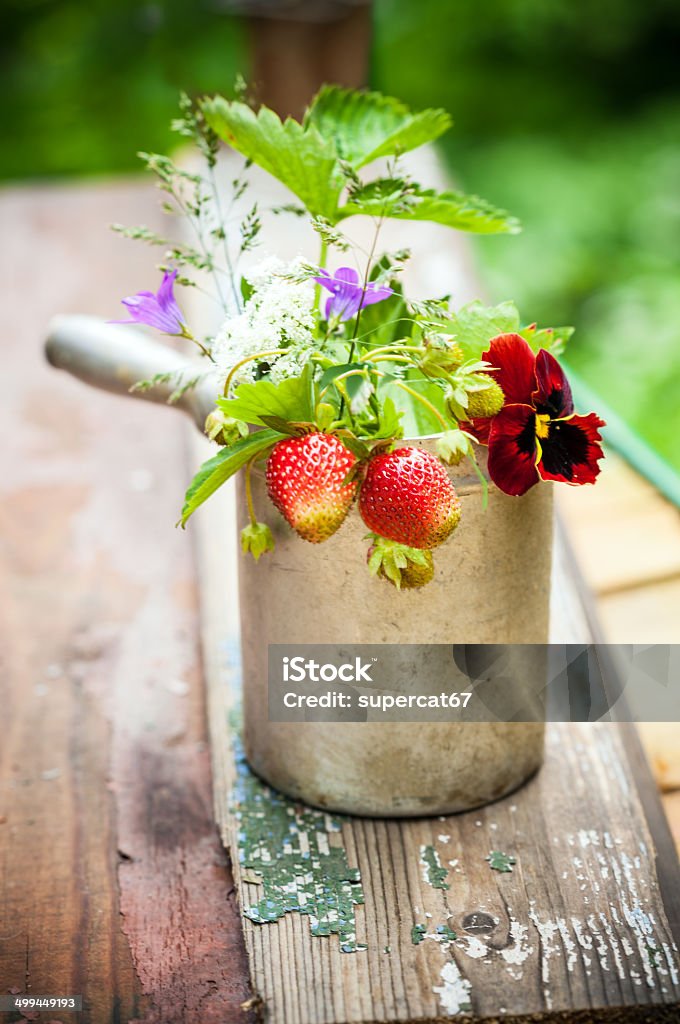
45, 315, 218, 430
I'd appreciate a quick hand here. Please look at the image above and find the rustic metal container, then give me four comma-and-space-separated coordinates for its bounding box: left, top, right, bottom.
238, 439, 552, 817
46, 320, 552, 818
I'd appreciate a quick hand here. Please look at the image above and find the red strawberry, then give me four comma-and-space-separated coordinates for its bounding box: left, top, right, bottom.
359, 446, 461, 549
265, 432, 358, 543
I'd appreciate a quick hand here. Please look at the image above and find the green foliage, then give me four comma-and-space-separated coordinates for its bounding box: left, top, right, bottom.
437, 428, 474, 465
304, 85, 451, 167
367, 537, 432, 589
1, 1, 247, 180
455, 109, 680, 469
202, 97, 344, 219
180, 428, 280, 526
340, 184, 519, 234
217, 365, 316, 426
241, 521, 275, 561
203, 87, 518, 234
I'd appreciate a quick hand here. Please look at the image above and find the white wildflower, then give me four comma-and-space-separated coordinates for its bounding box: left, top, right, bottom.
212, 257, 316, 393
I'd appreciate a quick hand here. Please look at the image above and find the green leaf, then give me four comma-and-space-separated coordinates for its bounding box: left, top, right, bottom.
180, 429, 280, 526
356, 290, 412, 353
370, 395, 404, 441
435, 301, 522, 360
339, 184, 520, 234
304, 86, 451, 168
382, 376, 449, 438
218, 365, 315, 427
319, 362, 368, 390
521, 322, 574, 357
202, 96, 343, 219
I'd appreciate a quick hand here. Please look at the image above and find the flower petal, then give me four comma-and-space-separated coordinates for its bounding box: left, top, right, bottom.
359, 283, 394, 308
334, 267, 361, 284
487, 404, 540, 496
121, 293, 178, 332
533, 349, 574, 418
482, 334, 537, 406
313, 270, 333, 290
156, 269, 184, 327
537, 412, 605, 486
333, 287, 363, 321
463, 416, 492, 445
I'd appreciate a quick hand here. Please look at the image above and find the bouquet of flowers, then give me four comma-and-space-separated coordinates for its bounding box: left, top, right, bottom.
114, 85, 605, 590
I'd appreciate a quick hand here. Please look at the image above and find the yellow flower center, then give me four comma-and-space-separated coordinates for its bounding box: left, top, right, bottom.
535, 414, 551, 439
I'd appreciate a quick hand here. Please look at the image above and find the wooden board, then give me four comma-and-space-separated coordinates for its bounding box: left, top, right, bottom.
0, 182, 254, 1023
193, 442, 680, 1023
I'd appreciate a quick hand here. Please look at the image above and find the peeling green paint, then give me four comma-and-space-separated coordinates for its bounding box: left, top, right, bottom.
231, 738, 365, 952
411, 924, 427, 945
436, 924, 458, 942
420, 844, 450, 890
486, 850, 516, 873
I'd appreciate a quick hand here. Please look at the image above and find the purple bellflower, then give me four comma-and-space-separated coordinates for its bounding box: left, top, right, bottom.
115, 269, 186, 335
314, 267, 393, 322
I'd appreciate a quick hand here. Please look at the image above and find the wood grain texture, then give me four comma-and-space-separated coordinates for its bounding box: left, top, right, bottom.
0, 183, 253, 1023
193, 441, 680, 1022
182, 144, 680, 1021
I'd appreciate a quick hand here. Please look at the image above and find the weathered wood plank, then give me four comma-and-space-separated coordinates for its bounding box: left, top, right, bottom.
556, 455, 680, 597
0, 183, 254, 1023
187, 145, 680, 1021
192, 446, 680, 1021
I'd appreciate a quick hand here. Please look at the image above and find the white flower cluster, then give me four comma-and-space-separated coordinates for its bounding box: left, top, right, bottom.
211, 257, 317, 393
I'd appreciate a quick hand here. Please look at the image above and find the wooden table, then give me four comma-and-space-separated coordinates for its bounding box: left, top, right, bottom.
0, 183, 255, 1023
2, 180, 679, 1023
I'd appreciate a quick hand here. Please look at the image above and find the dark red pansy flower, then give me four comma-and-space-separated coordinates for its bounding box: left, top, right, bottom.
465, 333, 605, 497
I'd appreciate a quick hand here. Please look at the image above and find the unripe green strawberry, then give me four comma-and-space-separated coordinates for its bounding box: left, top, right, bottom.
465, 379, 505, 419
397, 551, 435, 588
359, 447, 461, 549
266, 432, 358, 543
367, 536, 435, 590
419, 337, 464, 377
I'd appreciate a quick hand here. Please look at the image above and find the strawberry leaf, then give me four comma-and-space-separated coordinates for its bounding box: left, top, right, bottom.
319, 362, 368, 389
202, 96, 343, 220
304, 86, 451, 169
218, 364, 316, 427
180, 428, 280, 526
339, 184, 520, 234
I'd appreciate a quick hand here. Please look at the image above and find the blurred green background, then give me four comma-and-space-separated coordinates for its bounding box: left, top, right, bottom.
3, 0, 679, 470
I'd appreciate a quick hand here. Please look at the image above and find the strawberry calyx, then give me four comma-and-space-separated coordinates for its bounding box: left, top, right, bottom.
241, 521, 275, 561
366, 534, 435, 590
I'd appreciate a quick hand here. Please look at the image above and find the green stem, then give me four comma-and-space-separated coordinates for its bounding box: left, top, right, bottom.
208, 164, 242, 313
314, 237, 329, 312
372, 371, 451, 432
370, 354, 416, 366
244, 458, 257, 527
180, 326, 215, 362
366, 343, 424, 358
223, 349, 286, 396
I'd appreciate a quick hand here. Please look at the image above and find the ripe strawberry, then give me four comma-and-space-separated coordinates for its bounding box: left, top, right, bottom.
265, 432, 358, 543
359, 446, 461, 549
